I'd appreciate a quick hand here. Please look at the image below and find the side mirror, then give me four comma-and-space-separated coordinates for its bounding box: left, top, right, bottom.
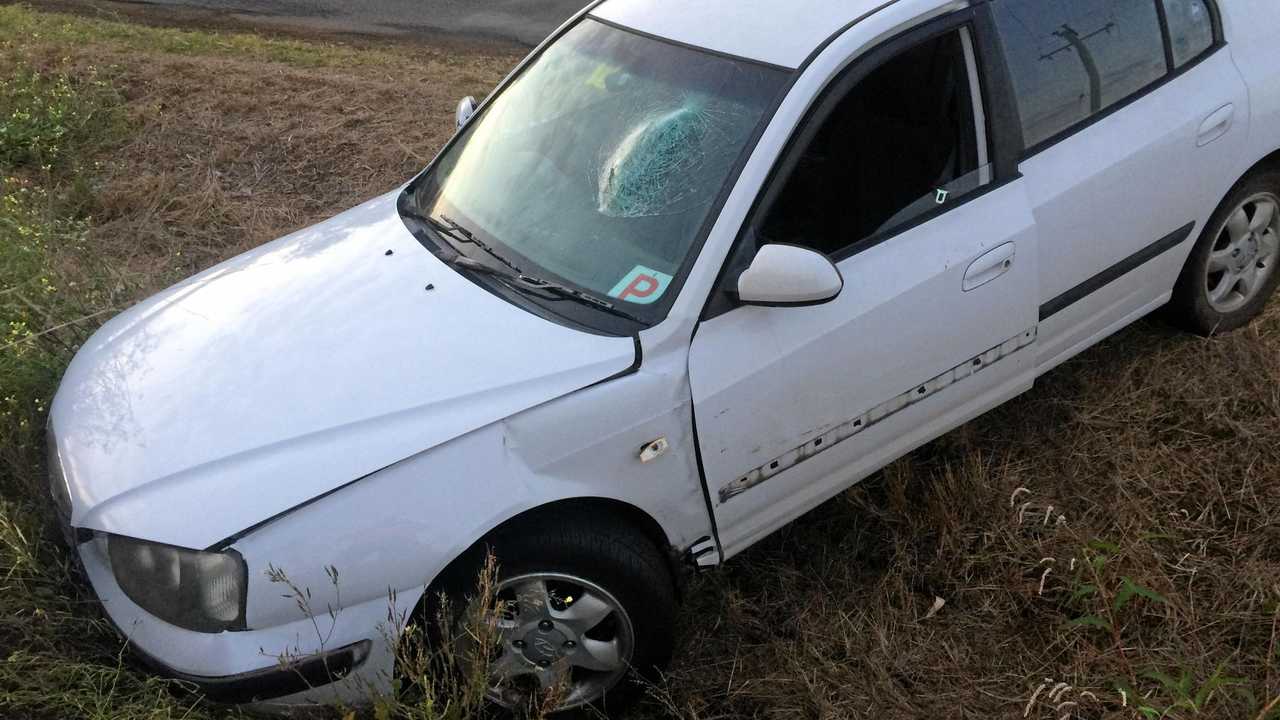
455, 96, 478, 130
736, 244, 843, 307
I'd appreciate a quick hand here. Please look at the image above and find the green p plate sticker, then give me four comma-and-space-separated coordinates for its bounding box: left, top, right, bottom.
609, 266, 673, 305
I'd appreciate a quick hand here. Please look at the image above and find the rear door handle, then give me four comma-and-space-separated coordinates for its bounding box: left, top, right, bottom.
1198, 104, 1235, 147
963, 242, 1015, 292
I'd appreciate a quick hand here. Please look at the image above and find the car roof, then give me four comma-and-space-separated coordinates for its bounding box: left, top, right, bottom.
590, 0, 911, 69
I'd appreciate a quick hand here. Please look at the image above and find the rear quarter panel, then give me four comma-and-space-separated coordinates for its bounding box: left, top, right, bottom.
1222, 0, 1280, 171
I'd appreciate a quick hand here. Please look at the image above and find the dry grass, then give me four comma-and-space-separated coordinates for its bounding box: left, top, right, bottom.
1, 4, 1278, 719
655, 311, 1280, 719
3, 7, 516, 283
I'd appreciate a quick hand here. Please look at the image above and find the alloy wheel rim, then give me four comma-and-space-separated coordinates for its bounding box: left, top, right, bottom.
1204, 192, 1280, 313
464, 572, 635, 710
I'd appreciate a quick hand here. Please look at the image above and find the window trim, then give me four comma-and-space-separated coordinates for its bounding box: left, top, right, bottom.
773, 11, 1021, 259
825, 25, 995, 262
1000, 0, 1227, 161
700, 9, 1023, 320
1153, 0, 1179, 73
1161, 0, 1222, 68
960, 28, 993, 184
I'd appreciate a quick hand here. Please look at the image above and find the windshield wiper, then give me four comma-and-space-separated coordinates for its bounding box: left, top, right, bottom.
515, 275, 647, 325
483, 262, 646, 325
431, 230, 647, 326
429, 214, 524, 277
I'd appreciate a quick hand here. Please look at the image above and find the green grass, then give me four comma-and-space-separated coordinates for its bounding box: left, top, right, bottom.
0, 4, 472, 70
0, 59, 120, 168
0, 41, 214, 720
1, 178, 87, 470
0, 51, 124, 490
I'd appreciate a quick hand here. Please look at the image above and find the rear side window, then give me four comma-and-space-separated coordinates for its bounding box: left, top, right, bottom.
1161, 0, 1215, 67
991, 0, 1168, 149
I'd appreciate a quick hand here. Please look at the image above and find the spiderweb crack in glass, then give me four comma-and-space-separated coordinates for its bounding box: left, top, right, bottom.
596, 99, 730, 219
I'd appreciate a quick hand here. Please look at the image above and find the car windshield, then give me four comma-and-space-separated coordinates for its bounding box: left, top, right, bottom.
408, 19, 789, 325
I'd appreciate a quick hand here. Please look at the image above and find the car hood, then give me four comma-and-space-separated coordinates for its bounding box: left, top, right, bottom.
50, 191, 637, 549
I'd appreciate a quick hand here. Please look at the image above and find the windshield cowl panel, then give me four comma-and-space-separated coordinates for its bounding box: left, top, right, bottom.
398, 196, 640, 336
406, 19, 789, 328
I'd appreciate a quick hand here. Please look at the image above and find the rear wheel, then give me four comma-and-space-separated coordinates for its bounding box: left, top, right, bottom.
421, 507, 676, 716
1170, 171, 1280, 335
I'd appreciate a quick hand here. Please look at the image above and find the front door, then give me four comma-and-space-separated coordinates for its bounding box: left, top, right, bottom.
688, 12, 1040, 557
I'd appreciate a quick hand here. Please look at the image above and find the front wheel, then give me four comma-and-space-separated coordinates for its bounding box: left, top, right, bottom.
1169, 170, 1280, 335
424, 507, 677, 716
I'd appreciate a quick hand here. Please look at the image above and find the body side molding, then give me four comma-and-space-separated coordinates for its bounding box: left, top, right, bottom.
1040, 222, 1197, 321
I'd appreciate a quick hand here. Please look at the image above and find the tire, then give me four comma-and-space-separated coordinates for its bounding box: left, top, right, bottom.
417, 505, 677, 717
1169, 170, 1280, 335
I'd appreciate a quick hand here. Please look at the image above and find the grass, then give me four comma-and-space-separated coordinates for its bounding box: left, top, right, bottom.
0, 4, 522, 718
0, 3, 508, 71
1, 3, 1278, 719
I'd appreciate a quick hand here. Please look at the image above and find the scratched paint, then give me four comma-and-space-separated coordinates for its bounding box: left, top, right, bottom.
718, 327, 1039, 502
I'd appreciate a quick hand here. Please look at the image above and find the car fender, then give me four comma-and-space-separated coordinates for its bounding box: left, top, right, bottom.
232, 348, 707, 631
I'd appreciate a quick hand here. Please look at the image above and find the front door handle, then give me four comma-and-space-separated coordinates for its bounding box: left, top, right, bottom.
1198, 104, 1235, 147
963, 242, 1015, 292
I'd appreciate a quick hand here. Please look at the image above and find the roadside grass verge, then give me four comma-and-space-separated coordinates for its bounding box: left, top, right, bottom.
0, 44, 223, 720
1, 3, 1278, 720
1, 5, 521, 718
0, 3, 516, 75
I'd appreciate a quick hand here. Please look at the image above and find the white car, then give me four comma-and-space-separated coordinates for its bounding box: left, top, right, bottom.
48, 0, 1280, 713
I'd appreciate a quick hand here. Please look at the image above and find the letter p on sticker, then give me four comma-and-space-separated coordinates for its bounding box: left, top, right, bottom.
609, 266, 673, 305
620, 274, 659, 301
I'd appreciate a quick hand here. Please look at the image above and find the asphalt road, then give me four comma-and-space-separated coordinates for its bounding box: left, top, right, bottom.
138, 0, 590, 45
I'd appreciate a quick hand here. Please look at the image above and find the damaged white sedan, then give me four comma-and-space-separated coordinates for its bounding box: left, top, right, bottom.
48, 0, 1280, 714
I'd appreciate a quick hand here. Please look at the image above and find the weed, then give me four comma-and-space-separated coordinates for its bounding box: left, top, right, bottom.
1059, 539, 1169, 637
379, 552, 561, 720
0, 59, 121, 169
1112, 663, 1248, 719
265, 553, 563, 720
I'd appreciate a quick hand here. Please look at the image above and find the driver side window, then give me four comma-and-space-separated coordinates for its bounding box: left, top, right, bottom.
758, 27, 990, 258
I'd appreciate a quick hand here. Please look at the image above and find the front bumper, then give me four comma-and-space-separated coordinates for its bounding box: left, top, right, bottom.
129, 635, 373, 704
75, 535, 406, 708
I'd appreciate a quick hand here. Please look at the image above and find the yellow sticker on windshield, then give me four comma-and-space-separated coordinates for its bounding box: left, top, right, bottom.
586, 64, 617, 91
609, 266, 673, 305
586, 62, 624, 90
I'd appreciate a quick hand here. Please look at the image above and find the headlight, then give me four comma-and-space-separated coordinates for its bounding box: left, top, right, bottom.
107, 535, 247, 633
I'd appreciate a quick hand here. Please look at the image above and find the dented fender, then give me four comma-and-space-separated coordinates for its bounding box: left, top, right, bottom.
232, 346, 710, 630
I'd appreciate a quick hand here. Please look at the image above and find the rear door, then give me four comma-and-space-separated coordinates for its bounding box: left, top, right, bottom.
987, 0, 1250, 370
687, 9, 1040, 558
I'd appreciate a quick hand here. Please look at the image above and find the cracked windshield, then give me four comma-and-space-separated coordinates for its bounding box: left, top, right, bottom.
411, 19, 788, 314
